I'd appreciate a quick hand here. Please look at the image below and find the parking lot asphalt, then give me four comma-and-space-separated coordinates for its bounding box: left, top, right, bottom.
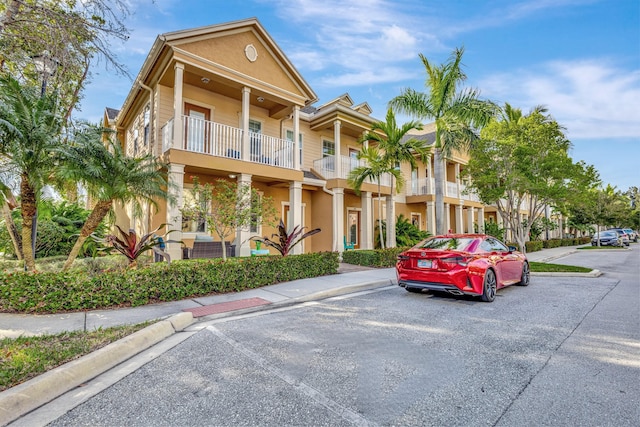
0, 245, 626, 426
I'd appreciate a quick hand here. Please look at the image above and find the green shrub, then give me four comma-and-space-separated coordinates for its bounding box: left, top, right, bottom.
543, 239, 562, 248
0, 252, 339, 313
342, 247, 409, 268
525, 240, 544, 252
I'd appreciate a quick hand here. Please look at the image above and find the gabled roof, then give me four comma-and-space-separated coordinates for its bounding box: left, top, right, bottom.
317, 93, 354, 110
352, 102, 373, 115
119, 18, 317, 122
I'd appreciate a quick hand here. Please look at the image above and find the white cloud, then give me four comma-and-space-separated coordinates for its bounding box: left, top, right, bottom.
478, 59, 640, 139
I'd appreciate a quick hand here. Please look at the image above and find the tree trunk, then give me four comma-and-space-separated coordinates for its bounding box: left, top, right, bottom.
1, 201, 22, 260
377, 181, 385, 249
63, 199, 112, 270
434, 147, 445, 235
20, 174, 37, 270
0, 0, 21, 35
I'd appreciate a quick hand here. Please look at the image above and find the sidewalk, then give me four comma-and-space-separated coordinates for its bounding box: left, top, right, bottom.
0, 246, 593, 425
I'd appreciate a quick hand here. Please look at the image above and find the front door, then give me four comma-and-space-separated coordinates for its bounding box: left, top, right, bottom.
185, 103, 209, 153
347, 210, 360, 248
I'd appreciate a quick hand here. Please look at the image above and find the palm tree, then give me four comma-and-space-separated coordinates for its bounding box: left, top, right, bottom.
348, 108, 426, 248
0, 75, 64, 270
57, 125, 170, 270
0, 179, 22, 259
389, 47, 496, 235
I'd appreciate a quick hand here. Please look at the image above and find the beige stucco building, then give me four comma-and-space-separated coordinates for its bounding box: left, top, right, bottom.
106, 18, 537, 260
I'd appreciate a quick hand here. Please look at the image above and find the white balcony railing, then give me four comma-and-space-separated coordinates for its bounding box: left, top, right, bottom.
313, 156, 392, 187
161, 116, 294, 169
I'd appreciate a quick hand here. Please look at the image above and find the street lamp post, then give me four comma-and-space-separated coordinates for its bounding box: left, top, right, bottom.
28, 51, 59, 264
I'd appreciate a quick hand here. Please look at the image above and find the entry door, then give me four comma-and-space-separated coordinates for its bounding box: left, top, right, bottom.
347, 210, 359, 248
185, 104, 209, 153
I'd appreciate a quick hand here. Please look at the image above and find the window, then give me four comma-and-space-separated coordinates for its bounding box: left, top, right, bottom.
143, 105, 150, 146
181, 188, 207, 233
133, 128, 139, 155
322, 139, 335, 171
286, 129, 303, 165
249, 119, 262, 159
250, 191, 263, 234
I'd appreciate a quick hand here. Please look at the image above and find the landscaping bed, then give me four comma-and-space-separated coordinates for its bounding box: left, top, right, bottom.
0, 252, 339, 313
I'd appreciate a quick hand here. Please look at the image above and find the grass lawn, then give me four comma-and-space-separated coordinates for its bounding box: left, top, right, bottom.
529, 261, 592, 273
0, 322, 153, 392
577, 245, 628, 250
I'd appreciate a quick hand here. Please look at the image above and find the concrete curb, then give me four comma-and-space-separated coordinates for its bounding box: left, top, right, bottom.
0, 312, 194, 427
531, 269, 602, 278
192, 279, 396, 322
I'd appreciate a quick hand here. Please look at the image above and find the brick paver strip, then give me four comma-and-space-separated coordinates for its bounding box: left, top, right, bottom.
184, 297, 272, 318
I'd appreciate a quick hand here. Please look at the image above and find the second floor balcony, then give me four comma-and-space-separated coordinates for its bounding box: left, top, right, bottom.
162, 116, 295, 169
404, 178, 482, 203
313, 155, 392, 187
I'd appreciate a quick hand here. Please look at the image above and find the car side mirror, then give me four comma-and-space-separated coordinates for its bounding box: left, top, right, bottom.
508, 245, 517, 252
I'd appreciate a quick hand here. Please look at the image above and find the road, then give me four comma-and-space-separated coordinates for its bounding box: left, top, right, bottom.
18, 247, 640, 426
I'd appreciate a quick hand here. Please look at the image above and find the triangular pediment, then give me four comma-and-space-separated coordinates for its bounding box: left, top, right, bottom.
163, 18, 316, 104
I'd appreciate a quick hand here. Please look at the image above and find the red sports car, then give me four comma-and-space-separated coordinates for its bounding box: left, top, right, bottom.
396, 234, 530, 302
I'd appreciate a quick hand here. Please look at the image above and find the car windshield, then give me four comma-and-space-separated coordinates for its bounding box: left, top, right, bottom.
598, 231, 616, 237
416, 237, 475, 251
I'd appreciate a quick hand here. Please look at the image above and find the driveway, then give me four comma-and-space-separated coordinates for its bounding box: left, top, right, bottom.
20, 247, 640, 426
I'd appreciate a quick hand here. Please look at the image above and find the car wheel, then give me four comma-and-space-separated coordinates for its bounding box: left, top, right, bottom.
517, 262, 530, 286
481, 269, 497, 302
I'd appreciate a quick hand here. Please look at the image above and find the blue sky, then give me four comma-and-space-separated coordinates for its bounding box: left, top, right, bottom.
78, 0, 640, 192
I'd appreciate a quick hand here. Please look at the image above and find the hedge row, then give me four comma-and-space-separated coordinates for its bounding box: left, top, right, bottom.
522, 237, 591, 252
343, 236, 593, 268
341, 247, 409, 268
0, 252, 339, 314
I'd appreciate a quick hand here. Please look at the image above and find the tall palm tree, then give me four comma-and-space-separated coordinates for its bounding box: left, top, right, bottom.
0, 179, 22, 259
57, 125, 170, 270
389, 47, 496, 235
0, 75, 64, 270
348, 108, 427, 248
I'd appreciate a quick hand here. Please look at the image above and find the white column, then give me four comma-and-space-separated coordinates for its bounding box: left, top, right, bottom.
386, 194, 396, 247
455, 204, 463, 233
166, 163, 184, 260
173, 63, 184, 150
236, 173, 252, 257
334, 188, 345, 251
241, 87, 251, 162
293, 105, 300, 170
334, 120, 341, 176
426, 157, 433, 194
426, 201, 435, 234
478, 207, 485, 233
445, 202, 451, 233
361, 191, 373, 249
455, 163, 461, 197
289, 181, 303, 254
466, 206, 475, 233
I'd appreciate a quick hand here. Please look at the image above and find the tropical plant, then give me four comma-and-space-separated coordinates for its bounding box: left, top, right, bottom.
482, 221, 505, 241
389, 47, 496, 235
0, 179, 21, 259
0, 74, 64, 270
92, 224, 167, 268
56, 124, 170, 270
251, 219, 321, 256
374, 214, 430, 249
348, 108, 427, 248
181, 177, 277, 260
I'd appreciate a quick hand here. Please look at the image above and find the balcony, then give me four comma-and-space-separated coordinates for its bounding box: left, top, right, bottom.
404, 179, 481, 202
161, 116, 295, 169
313, 155, 392, 187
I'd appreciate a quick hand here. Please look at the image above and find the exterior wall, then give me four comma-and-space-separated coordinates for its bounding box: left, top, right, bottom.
112, 20, 519, 259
